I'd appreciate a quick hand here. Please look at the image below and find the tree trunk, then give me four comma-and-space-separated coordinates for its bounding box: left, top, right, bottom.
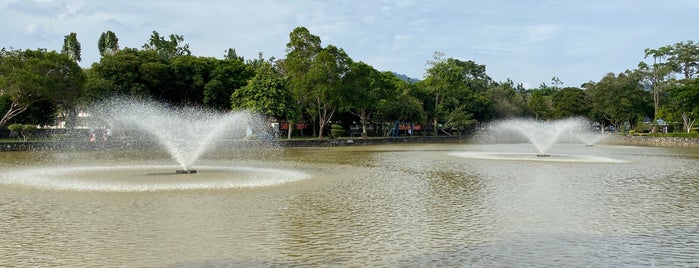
349, 108, 371, 138
317, 100, 324, 139
682, 112, 695, 133
652, 84, 660, 133
316, 101, 335, 139
0, 100, 30, 130
360, 108, 369, 138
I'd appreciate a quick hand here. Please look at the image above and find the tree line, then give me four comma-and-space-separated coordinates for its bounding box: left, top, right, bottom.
1, 26, 698, 139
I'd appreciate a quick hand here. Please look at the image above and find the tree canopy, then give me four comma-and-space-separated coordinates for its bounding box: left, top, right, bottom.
585, 72, 652, 129
0, 48, 85, 129
98, 30, 119, 57
2, 27, 697, 138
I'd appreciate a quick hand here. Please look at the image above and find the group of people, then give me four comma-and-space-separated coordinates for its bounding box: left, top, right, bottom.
88, 128, 112, 142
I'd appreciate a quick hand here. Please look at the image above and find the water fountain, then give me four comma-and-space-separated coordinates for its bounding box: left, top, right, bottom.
491, 117, 585, 156
574, 130, 608, 146
93, 98, 259, 174
455, 117, 623, 163
0, 98, 309, 192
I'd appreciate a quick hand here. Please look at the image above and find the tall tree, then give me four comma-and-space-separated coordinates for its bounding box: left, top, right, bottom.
224, 48, 244, 61
284, 26, 322, 136
423, 52, 483, 135
98, 30, 119, 57
375, 81, 425, 136
424, 52, 457, 135
668, 41, 699, 80
61, 32, 81, 62
344, 61, 384, 137
639, 45, 673, 129
306, 45, 352, 138
142, 31, 191, 61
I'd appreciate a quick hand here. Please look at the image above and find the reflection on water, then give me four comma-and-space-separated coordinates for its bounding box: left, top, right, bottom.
0, 143, 698, 266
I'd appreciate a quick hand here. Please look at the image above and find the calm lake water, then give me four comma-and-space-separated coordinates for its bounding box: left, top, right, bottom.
0, 143, 698, 267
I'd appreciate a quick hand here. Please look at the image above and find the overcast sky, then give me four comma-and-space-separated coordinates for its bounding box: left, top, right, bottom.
1, 0, 696, 88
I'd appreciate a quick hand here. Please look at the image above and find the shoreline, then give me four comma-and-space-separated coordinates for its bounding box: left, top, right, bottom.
1, 135, 698, 151
0, 135, 469, 151
607, 135, 699, 147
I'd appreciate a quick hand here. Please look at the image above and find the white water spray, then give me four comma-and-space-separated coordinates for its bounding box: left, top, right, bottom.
490, 117, 592, 155
91, 98, 266, 171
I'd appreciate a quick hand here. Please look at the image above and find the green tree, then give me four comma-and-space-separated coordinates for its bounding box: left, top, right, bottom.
305, 45, 352, 138
344, 61, 386, 137
3, 98, 57, 127
586, 72, 653, 131
244, 52, 269, 71
139, 59, 171, 100
666, 78, 699, 132
639, 45, 673, 128
457, 59, 493, 93
452, 58, 495, 122
422, 52, 491, 134
92, 48, 158, 99
551, 87, 589, 118
423, 52, 464, 135
284, 26, 323, 137
7, 123, 36, 141
91, 42, 252, 109
440, 82, 484, 134
484, 79, 528, 118
62, 32, 81, 62
528, 89, 550, 120
98, 30, 119, 57
375, 82, 425, 136
204, 57, 253, 110
668, 40, 699, 80
550, 76, 563, 89
169, 56, 216, 105
142, 31, 191, 61
231, 60, 297, 123
0, 48, 85, 129
224, 48, 245, 61
83, 67, 116, 103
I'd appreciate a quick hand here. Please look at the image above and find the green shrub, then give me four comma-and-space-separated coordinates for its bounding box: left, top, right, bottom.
633, 121, 651, 133
330, 124, 345, 138
7, 124, 36, 141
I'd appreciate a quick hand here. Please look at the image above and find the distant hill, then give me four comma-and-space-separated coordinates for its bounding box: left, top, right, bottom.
391, 72, 420, 83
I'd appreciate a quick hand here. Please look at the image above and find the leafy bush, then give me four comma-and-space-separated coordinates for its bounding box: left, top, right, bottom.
633, 121, 651, 133
7, 124, 37, 141
330, 124, 345, 138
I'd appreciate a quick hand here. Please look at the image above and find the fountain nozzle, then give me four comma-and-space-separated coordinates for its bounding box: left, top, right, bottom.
176, 170, 198, 174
